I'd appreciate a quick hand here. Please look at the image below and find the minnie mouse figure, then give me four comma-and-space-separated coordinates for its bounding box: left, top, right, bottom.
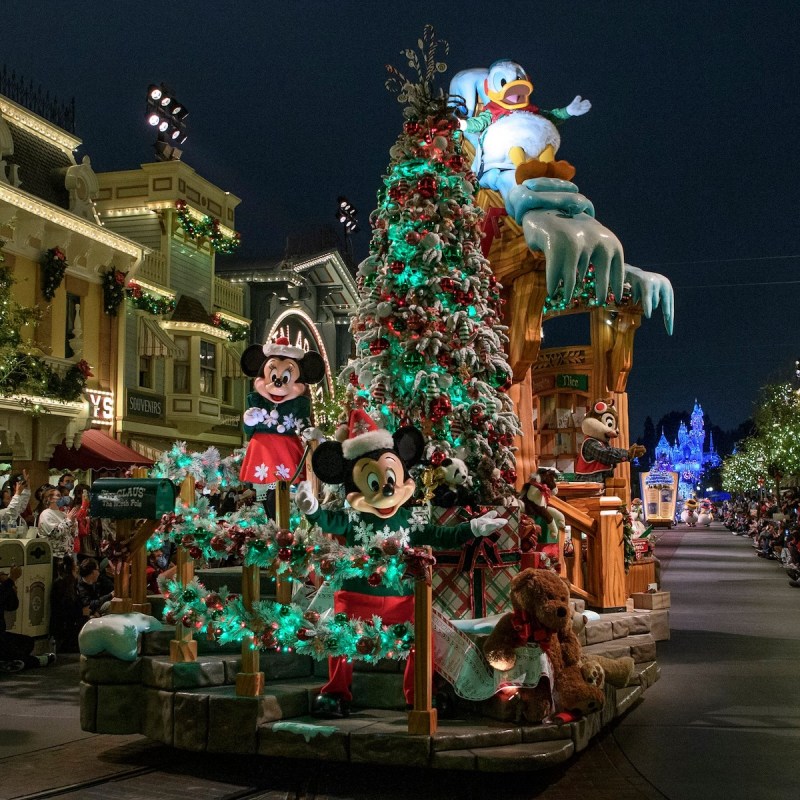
239, 336, 325, 490
295, 409, 507, 718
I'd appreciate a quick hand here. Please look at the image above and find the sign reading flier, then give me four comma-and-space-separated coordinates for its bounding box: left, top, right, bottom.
90, 479, 176, 520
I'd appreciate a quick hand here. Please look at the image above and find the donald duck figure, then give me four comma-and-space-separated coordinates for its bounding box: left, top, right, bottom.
450, 60, 591, 203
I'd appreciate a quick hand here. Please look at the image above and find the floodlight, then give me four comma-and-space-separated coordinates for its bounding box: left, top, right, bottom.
147, 113, 160, 127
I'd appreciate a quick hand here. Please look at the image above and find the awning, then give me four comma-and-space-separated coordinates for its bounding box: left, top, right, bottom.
50, 429, 154, 471
221, 344, 244, 378
139, 317, 179, 358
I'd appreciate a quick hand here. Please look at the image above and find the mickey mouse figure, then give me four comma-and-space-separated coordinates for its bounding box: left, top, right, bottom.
295, 409, 507, 718
239, 336, 325, 493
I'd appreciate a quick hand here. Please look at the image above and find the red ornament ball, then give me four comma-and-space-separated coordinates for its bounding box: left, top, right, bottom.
389, 260, 405, 274
417, 176, 438, 198
367, 572, 383, 587
260, 632, 275, 648
296, 627, 314, 642
189, 546, 203, 560
348, 372, 359, 386
429, 450, 446, 467
275, 529, 294, 547
405, 230, 421, 245
210, 536, 227, 552
404, 120, 423, 136
382, 537, 400, 556
501, 469, 518, 485
277, 547, 292, 562
429, 395, 452, 423
356, 636, 376, 655
369, 337, 390, 355
304, 610, 320, 625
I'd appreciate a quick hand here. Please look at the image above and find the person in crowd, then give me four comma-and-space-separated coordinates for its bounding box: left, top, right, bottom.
37, 487, 79, 576
96, 557, 115, 597
219, 488, 237, 515
32, 484, 53, 522
1, 561, 55, 671
6, 473, 34, 526
0, 487, 10, 509
0, 470, 30, 530
71, 483, 92, 556
50, 554, 85, 653
57, 472, 76, 501
77, 558, 113, 617
145, 548, 171, 594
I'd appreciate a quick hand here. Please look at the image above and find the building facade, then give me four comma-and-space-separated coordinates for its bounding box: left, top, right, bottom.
0, 89, 145, 489
93, 161, 250, 458
218, 248, 357, 401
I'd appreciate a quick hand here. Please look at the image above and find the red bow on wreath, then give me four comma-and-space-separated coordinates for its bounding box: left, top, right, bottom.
402, 547, 437, 585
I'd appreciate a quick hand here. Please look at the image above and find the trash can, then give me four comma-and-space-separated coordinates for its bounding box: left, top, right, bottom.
0, 538, 25, 635
1, 537, 51, 637
21, 538, 52, 636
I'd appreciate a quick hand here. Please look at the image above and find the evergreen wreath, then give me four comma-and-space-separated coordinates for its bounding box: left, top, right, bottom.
102, 268, 127, 316
41, 247, 68, 300
174, 200, 241, 255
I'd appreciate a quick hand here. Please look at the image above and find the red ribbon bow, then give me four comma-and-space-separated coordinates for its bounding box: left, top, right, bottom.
510, 609, 551, 652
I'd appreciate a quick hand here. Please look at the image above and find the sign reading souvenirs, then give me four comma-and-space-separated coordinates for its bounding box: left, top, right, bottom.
90, 478, 176, 520
126, 390, 165, 420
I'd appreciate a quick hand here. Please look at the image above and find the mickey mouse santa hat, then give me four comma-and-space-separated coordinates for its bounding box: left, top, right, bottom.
262, 335, 305, 360
337, 409, 394, 460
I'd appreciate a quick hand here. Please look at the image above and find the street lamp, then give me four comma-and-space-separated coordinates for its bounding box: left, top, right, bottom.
146, 83, 188, 161
335, 196, 358, 265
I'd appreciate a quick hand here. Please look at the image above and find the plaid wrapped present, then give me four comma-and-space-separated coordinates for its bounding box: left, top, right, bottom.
429, 504, 522, 619
430, 504, 521, 550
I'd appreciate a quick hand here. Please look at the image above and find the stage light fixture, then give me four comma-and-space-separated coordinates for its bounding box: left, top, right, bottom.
146, 82, 189, 161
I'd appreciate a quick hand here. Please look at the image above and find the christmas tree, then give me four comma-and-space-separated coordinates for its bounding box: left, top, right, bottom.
341, 28, 520, 504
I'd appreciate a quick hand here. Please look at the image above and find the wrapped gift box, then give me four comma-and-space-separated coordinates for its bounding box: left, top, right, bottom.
429, 504, 521, 619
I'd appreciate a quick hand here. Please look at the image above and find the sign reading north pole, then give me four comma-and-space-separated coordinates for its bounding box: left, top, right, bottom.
90, 479, 176, 520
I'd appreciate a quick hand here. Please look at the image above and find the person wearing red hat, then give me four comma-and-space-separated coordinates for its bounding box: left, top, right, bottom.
296, 409, 507, 717
238, 337, 326, 495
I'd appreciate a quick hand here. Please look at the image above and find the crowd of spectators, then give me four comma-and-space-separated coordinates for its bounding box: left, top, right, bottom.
1, 472, 259, 671
723, 491, 800, 586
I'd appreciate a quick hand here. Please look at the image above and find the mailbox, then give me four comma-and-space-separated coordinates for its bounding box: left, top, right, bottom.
90, 478, 176, 520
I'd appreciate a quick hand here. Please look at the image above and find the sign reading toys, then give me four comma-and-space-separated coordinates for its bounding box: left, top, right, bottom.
86, 389, 114, 426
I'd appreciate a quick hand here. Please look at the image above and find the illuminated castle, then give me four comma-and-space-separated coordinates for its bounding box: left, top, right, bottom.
654, 400, 721, 499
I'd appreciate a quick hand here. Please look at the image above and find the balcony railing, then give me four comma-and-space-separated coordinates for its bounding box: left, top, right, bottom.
213, 277, 245, 317
137, 251, 169, 288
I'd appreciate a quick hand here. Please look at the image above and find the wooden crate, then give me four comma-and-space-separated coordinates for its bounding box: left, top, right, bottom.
631, 590, 671, 610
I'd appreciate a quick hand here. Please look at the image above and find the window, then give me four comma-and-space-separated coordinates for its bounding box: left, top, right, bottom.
65, 293, 81, 359
200, 340, 216, 396
173, 336, 190, 392
139, 355, 153, 389
222, 376, 233, 406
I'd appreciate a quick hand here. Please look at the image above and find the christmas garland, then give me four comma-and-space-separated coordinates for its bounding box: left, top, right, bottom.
174, 200, 241, 255
210, 313, 249, 342
163, 579, 414, 661
126, 282, 176, 316
40, 247, 68, 300
142, 442, 432, 660
102, 268, 127, 316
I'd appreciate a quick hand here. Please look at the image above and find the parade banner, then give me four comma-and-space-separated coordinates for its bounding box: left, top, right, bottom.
431, 608, 551, 701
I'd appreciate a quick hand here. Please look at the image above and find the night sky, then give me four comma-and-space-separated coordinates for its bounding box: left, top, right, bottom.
4, 1, 799, 442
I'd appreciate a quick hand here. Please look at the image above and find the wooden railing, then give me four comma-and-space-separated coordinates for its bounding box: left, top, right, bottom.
549, 480, 628, 612
213, 276, 245, 317
137, 251, 169, 287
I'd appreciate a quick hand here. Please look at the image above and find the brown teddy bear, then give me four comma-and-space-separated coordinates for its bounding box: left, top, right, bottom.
483, 568, 604, 723
580, 654, 635, 690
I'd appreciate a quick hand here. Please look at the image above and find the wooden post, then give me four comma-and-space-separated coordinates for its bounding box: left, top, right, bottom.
588, 495, 628, 611
274, 480, 292, 606
129, 467, 152, 615
235, 561, 265, 696
109, 519, 133, 614
408, 547, 437, 735
170, 475, 198, 662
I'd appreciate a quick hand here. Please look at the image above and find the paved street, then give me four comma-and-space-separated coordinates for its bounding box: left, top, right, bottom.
1, 522, 796, 799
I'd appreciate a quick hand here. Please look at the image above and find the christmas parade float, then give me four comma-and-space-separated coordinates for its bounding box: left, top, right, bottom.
79, 29, 672, 771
